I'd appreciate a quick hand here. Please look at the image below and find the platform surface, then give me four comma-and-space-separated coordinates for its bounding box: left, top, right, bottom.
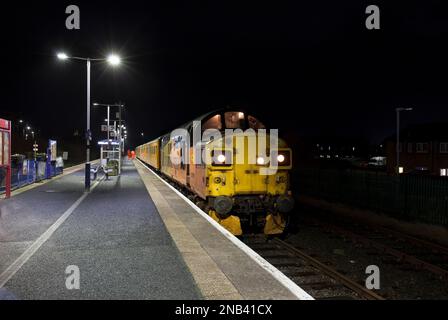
0, 159, 309, 300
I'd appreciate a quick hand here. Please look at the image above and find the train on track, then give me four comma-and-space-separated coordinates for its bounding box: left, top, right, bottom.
135, 108, 294, 235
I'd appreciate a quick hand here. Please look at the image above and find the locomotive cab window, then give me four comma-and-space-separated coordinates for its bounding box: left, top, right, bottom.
203, 114, 222, 131
225, 112, 245, 129
248, 115, 265, 130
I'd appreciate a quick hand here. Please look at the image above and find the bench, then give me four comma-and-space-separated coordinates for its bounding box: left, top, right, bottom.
91, 165, 114, 181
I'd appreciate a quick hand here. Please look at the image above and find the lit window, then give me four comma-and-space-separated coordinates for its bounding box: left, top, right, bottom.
441, 169, 447, 176
398, 167, 404, 174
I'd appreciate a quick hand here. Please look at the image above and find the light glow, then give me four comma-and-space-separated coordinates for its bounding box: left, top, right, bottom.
57, 52, 68, 60
257, 157, 265, 165
277, 154, 285, 163
107, 54, 121, 66
217, 154, 226, 163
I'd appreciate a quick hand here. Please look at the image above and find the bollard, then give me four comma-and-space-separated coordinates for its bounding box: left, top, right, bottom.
85, 163, 91, 191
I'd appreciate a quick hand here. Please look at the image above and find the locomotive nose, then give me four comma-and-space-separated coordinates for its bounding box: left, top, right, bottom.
276, 195, 295, 213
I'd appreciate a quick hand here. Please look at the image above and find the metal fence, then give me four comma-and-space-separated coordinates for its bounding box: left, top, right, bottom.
296, 168, 448, 226
0, 159, 63, 194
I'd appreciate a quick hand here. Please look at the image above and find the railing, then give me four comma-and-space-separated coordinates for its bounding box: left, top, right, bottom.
295, 168, 448, 226
0, 160, 63, 194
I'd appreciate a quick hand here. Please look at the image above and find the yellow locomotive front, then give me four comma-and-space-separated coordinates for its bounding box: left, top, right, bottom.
203, 132, 294, 235
188, 110, 294, 235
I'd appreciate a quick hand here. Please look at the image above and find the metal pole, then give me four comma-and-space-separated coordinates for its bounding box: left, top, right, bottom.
5, 120, 11, 198
107, 106, 110, 141
396, 109, 400, 174
119, 105, 122, 174
85, 59, 91, 191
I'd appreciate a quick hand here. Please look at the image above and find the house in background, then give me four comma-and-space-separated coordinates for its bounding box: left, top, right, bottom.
385, 123, 448, 176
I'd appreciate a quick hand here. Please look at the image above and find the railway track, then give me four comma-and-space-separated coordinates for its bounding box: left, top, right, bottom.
304, 216, 448, 281
242, 235, 384, 300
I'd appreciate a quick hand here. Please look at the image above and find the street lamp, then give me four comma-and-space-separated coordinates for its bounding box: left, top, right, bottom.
57, 52, 68, 60
57, 52, 121, 191
107, 54, 121, 66
396, 107, 413, 174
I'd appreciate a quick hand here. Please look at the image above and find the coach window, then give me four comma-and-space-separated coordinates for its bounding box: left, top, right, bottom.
248, 115, 265, 130
203, 114, 222, 131
225, 112, 245, 129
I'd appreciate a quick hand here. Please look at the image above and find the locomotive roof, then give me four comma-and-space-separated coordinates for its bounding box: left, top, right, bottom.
155, 106, 266, 143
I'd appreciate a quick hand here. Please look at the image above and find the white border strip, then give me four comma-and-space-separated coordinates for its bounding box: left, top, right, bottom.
136, 159, 314, 300
0, 178, 103, 288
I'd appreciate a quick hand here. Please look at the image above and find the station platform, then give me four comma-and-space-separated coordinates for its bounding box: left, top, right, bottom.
0, 159, 311, 300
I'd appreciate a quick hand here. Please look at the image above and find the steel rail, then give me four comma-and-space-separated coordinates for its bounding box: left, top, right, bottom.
272, 238, 385, 300
312, 220, 448, 280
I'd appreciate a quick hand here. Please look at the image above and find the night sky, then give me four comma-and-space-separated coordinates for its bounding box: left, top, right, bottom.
1, 1, 448, 148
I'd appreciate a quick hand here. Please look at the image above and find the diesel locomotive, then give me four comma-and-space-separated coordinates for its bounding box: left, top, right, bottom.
135, 108, 294, 235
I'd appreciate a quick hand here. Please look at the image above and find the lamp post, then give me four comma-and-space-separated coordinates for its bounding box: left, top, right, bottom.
57, 52, 121, 191
396, 107, 413, 174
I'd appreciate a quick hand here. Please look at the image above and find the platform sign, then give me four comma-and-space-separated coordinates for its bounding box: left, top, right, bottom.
101, 125, 114, 132
0, 119, 10, 131
45, 139, 57, 179
0, 118, 11, 198
0, 121, 11, 166
49, 140, 57, 161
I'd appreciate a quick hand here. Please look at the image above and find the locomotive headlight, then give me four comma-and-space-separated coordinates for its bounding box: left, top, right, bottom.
212, 150, 232, 167
257, 157, 265, 165
217, 154, 226, 163
271, 149, 291, 167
